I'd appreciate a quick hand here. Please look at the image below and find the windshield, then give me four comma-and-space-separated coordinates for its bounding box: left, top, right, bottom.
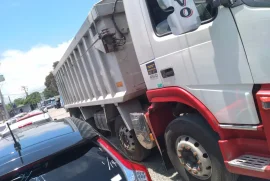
3, 140, 127, 181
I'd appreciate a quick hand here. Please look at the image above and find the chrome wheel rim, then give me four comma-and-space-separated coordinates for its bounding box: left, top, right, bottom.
119, 126, 136, 151
176, 135, 212, 180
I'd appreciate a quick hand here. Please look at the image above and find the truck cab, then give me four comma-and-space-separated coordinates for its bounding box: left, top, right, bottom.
124, 0, 270, 179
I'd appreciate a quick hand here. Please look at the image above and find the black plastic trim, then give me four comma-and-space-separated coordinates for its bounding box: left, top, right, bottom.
252, 84, 262, 123
230, 0, 244, 8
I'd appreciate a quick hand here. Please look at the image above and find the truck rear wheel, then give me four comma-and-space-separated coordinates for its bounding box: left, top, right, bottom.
165, 114, 238, 181
115, 116, 150, 162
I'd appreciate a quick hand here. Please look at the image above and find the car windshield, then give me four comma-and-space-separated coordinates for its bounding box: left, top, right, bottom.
3, 140, 127, 181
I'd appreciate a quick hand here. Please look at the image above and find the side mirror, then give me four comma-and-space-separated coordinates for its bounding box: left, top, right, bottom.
157, 0, 201, 35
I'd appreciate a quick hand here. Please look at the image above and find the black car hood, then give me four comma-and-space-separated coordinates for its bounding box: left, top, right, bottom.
0, 118, 93, 177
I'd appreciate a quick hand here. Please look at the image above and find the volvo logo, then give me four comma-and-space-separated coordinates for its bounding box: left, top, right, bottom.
174, 0, 194, 18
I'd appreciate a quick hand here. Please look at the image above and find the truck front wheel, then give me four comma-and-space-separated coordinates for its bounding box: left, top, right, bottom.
115, 116, 150, 162
165, 114, 238, 181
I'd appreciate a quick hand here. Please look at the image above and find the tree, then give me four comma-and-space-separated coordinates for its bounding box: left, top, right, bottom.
14, 98, 25, 106
45, 72, 58, 93
43, 88, 58, 99
53, 61, 59, 69
43, 61, 59, 99
24, 92, 42, 105
6, 103, 13, 112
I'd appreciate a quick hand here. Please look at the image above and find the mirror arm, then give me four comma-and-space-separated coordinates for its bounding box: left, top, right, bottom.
220, 0, 235, 7
210, 0, 235, 8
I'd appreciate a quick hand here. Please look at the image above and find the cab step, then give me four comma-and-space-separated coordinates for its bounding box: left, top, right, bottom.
228, 155, 270, 172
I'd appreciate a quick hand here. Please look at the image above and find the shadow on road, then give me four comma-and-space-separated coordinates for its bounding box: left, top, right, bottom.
142, 148, 267, 181
143, 148, 182, 180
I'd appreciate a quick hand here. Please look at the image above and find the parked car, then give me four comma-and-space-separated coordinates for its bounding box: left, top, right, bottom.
0, 123, 5, 133
0, 117, 151, 181
0, 111, 45, 135
6, 112, 28, 125
16, 109, 44, 123
0, 110, 51, 137
46, 103, 55, 109
41, 98, 56, 109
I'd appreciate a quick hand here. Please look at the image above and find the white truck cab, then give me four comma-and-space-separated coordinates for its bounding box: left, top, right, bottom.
54, 0, 270, 180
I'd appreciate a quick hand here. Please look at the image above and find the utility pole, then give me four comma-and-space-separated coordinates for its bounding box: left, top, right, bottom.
21, 86, 28, 97
0, 75, 9, 120
0, 89, 9, 120
8, 96, 12, 105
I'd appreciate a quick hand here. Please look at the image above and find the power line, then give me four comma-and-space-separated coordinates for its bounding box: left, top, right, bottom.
3, 93, 25, 96
8, 96, 12, 105
3, 88, 45, 97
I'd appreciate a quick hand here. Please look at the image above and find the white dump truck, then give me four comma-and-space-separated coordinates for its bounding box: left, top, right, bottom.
54, 0, 270, 180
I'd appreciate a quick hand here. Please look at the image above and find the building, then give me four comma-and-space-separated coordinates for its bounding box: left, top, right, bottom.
12, 104, 32, 115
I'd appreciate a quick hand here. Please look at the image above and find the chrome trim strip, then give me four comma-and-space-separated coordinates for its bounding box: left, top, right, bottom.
219, 124, 258, 131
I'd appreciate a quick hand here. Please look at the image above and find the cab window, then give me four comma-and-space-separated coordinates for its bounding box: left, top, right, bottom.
145, 0, 218, 36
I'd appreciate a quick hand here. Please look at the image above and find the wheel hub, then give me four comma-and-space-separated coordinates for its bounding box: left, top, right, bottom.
176, 136, 212, 180
119, 126, 136, 151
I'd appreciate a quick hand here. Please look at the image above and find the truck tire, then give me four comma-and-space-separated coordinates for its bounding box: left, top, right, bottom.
115, 116, 150, 162
165, 114, 238, 181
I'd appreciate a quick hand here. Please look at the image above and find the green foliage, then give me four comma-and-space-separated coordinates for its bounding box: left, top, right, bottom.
6, 103, 13, 111
14, 98, 25, 106
45, 72, 58, 93
43, 88, 58, 99
24, 92, 42, 105
43, 61, 59, 99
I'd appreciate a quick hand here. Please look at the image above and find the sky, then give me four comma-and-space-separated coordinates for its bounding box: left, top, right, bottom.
0, 0, 97, 101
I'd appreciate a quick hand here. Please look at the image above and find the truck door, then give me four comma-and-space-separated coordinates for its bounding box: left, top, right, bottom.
139, 0, 260, 125
231, 4, 270, 84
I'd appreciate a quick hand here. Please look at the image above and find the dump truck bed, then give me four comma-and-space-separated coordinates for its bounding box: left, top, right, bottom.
53, 0, 145, 109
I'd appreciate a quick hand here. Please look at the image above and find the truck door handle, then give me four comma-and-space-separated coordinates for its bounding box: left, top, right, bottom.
161, 68, 174, 78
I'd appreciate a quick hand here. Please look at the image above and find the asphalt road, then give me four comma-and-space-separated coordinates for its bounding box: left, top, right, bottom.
49, 108, 268, 181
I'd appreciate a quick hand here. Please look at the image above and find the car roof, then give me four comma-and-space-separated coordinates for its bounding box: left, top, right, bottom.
17, 110, 43, 122
0, 118, 91, 177
14, 113, 27, 118
11, 113, 50, 128
0, 123, 5, 132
